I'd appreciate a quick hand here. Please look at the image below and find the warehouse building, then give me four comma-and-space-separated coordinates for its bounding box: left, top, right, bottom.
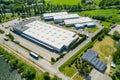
53, 14, 80, 23
87, 22, 96, 28
13, 18, 79, 53
43, 12, 68, 21
74, 22, 96, 29
74, 23, 85, 29
64, 17, 93, 26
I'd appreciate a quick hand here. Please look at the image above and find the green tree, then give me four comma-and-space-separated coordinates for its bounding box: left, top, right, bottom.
113, 31, 120, 40
112, 49, 120, 65
22, 67, 36, 80
40, 72, 50, 80
115, 40, 120, 49
116, 65, 120, 77
51, 75, 61, 80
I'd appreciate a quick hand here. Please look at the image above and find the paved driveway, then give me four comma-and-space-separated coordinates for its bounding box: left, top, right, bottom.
87, 69, 112, 80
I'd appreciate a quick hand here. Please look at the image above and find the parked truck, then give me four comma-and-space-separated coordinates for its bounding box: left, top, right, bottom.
29, 52, 39, 60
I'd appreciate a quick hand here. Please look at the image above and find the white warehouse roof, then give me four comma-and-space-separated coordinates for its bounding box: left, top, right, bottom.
23, 20, 78, 50
53, 14, 80, 20
64, 17, 93, 26
43, 12, 68, 18
74, 23, 85, 28
87, 22, 95, 26
74, 22, 95, 29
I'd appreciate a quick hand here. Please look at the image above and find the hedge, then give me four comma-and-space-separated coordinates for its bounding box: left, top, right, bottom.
70, 35, 86, 50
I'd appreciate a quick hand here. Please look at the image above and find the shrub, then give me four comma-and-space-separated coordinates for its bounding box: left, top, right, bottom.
71, 35, 86, 50
51, 57, 56, 62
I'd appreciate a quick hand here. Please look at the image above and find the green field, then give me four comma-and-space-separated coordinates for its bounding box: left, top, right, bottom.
92, 36, 116, 62
46, 0, 81, 5
76, 9, 119, 16
74, 9, 120, 24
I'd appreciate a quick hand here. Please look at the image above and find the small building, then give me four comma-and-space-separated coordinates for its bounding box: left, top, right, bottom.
74, 23, 85, 29
53, 14, 80, 23
64, 17, 93, 26
82, 49, 107, 72
43, 12, 68, 21
74, 22, 96, 29
87, 22, 96, 28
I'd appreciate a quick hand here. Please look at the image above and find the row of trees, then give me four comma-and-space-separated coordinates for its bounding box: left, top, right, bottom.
112, 45, 120, 79
99, 0, 120, 8
0, 0, 120, 22
0, 46, 36, 80
91, 27, 109, 42
0, 0, 82, 19
0, 46, 61, 80
111, 31, 120, 79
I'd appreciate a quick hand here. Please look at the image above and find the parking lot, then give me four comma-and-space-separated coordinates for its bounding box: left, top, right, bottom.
88, 69, 112, 80
108, 25, 120, 35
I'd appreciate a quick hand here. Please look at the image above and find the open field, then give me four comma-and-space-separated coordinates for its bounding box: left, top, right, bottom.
76, 9, 120, 17
45, 0, 81, 5
92, 36, 116, 62
74, 9, 120, 24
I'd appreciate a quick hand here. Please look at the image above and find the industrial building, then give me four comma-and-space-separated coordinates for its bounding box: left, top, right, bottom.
64, 17, 93, 26
74, 23, 85, 29
53, 14, 80, 23
74, 22, 96, 29
86, 22, 96, 28
82, 49, 107, 72
13, 18, 79, 53
43, 12, 68, 21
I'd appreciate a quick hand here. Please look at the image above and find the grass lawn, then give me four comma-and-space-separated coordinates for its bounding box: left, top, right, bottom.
74, 9, 120, 24
45, 0, 81, 5
76, 9, 120, 17
63, 66, 77, 77
92, 36, 116, 62
34, 69, 43, 80
101, 21, 113, 28
84, 26, 99, 33
72, 73, 84, 80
